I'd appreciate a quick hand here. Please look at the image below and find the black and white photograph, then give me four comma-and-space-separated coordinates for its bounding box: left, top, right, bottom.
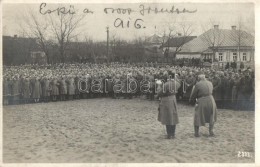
0, 0, 259, 166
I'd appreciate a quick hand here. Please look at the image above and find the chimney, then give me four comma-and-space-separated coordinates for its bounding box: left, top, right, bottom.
214, 25, 219, 29
231, 26, 236, 30
177, 33, 182, 36
14, 34, 17, 38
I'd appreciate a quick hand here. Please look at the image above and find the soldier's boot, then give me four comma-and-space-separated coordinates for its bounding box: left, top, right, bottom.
166, 125, 171, 139
172, 125, 176, 139
194, 126, 200, 137
209, 124, 215, 137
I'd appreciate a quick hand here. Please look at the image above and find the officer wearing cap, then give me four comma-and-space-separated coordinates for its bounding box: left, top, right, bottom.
156, 71, 181, 139
190, 71, 217, 137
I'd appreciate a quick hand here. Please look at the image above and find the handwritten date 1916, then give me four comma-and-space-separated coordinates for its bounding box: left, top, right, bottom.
114, 18, 145, 29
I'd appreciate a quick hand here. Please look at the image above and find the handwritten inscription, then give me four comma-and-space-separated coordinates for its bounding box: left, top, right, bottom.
39, 3, 93, 15
114, 18, 145, 29
104, 8, 132, 15
139, 4, 197, 16
39, 3, 197, 29
39, 3, 76, 15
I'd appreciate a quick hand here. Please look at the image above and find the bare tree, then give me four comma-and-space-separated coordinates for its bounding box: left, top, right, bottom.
160, 23, 176, 63
84, 36, 97, 63
172, 22, 194, 59
132, 36, 146, 62
201, 19, 225, 65
110, 31, 117, 61
160, 20, 194, 63
160, 30, 167, 47
48, 11, 86, 63
231, 17, 253, 62
19, 10, 51, 64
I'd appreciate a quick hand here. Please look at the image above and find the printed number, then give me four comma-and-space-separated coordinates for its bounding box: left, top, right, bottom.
237, 151, 252, 158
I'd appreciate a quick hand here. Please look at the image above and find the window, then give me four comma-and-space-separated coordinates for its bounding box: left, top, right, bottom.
243, 53, 246, 55
35, 53, 41, 57
233, 52, 237, 55
233, 55, 237, 61
243, 55, 247, 61
219, 55, 223, 61
218, 53, 223, 55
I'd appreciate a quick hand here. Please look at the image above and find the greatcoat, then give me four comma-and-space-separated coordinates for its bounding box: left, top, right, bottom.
67, 78, 76, 95
157, 80, 181, 125
190, 79, 217, 126
31, 79, 42, 99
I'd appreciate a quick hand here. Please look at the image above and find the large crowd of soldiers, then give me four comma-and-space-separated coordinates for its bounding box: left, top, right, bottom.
3, 62, 254, 111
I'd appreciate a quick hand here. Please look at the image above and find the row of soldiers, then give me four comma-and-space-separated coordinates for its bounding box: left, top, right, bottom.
3, 63, 254, 111
177, 69, 254, 111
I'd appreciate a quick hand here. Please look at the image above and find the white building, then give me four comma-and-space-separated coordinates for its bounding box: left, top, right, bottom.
178, 25, 254, 69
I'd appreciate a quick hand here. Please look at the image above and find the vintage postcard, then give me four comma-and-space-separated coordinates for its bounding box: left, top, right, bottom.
0, 0, 258, 166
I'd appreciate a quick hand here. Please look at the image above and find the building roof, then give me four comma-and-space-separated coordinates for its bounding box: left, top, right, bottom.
145, 34, 163, 44
3, 35, 41, 51
180, 28, 254, 53
162, 36, 197, 47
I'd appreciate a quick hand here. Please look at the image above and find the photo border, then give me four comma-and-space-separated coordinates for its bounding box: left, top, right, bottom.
0, 0, 259, 166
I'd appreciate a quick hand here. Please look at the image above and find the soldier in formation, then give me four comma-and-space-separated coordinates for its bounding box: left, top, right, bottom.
2, 63, 254, 111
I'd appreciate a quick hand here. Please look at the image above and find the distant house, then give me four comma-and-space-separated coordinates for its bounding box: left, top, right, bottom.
144, 34, 163, 46
162, 35, 197, 60
64, 42, 95, 63
179, 25, 254, 69
30, 51, 47, 64
143, 34, 164, 62
3, 35, 46, 65
143, 33, 197, 63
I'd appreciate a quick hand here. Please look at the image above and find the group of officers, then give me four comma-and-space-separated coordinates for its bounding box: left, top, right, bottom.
2, 63, 255, 138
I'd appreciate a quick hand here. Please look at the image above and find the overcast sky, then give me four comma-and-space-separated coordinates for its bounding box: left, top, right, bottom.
2, 2, 254, 41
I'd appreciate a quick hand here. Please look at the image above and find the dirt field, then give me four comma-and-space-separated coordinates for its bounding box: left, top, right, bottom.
3, 98, 255, 163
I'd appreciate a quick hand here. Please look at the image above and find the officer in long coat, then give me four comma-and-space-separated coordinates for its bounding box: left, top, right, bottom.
176, 71, 186, 102
223, 73, 232, 109
3, 77, 11, 105
156, 71, 181, 139
211, 73, 221, 108
183, 72, 196, 102
41, 77, 51, 102
190, 72, 217, 137
74, 75, 80, 99
67, 77, 75, 100
219, 72, 227, 109
31, 77, 42, 103
105, 75, 114, 98
51, 77, 59, 101
59, 77, 67, 101
231, 73, 240, 110
10, 76, 21, 105
249, 73, 255, 111
237, 70, 253, 110
121, 75, 127, 98
113, 74, 122, 99
147, 74, 155, 100
21, 77, 31, 103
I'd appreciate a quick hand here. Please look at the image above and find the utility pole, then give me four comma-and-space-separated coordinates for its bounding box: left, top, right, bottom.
106, 26, 109, 62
